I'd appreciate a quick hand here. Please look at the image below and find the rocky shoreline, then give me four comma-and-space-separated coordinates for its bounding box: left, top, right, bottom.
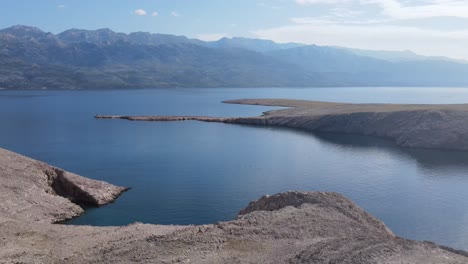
0, 148, 128, 223
1, 147, 467, 263
97, 99, 468, 150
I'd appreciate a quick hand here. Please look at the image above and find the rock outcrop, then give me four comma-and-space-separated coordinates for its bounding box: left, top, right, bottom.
0, 148, 128, 223
97, 99, 468, 150
0, 149, 468, 264
95, 115, 231, 122
0, 148, 467, 263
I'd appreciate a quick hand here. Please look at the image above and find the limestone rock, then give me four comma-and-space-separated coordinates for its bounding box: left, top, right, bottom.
0, 148, 467, 263
0, 148, 127, 223
98, 99, 468, 150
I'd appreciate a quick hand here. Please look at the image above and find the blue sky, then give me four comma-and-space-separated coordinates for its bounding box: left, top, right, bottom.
1, 0, 468, 60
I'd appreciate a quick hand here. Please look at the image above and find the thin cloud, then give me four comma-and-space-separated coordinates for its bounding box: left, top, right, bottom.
329, 7, 363, 18
295, 0, 468, 19
252, 22, 468, 59
57, 4, 65, 9
134, 9, 147, 16
372, 0, 468, 20
171, 11, 181, 17
296, 0, 351, 5
152, 11, 159, 17
290, 17, 389, 25
258, 2, 283, 9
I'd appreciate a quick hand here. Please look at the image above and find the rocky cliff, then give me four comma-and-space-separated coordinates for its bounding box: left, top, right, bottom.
0, 148, 467, 263
97, 99, 468, 150
0, 148, 128, 223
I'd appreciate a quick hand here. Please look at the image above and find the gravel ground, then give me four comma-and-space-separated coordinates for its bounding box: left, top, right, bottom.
0, 148, 467, 263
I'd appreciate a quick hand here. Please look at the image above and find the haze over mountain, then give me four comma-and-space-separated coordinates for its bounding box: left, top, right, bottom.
1, 25, 468, 90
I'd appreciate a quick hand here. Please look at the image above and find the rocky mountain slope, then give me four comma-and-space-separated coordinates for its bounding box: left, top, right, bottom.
2, 25, 468, 89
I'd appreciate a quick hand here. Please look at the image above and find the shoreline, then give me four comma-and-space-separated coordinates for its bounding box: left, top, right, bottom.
1, 147, 467, 263
96, 99, 468, 150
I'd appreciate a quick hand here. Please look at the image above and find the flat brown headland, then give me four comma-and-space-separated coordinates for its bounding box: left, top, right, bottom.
96, 99, 468, 150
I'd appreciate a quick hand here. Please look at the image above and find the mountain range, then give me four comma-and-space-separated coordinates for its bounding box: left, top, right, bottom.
1, 25, 468, 90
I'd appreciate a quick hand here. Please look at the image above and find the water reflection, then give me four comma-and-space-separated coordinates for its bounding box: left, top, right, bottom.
2, 88, 468, 251
313, 132, 468, 173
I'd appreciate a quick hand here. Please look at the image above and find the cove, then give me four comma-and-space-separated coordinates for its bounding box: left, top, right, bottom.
1, 87, 468, 250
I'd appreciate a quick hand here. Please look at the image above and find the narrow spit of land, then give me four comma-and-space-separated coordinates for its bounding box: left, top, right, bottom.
96, 99, 468, 150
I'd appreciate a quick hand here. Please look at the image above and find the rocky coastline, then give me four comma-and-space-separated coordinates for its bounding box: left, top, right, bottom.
96, 99, 468, 150
0, 147, 467, 263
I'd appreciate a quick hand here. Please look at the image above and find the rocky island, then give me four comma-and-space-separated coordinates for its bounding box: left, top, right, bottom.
96, 99, 468, 150
0, 147, 467, 263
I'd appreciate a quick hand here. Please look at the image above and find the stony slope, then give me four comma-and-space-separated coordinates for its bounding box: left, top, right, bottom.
97, 99, 468, 150
225, 99, 468, 150
0, 148, 467, 263
3, 25, 468, 89
0, 148, 128, 223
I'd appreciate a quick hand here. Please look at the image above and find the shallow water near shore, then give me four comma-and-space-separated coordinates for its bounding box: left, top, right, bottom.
1, 87, 468, 250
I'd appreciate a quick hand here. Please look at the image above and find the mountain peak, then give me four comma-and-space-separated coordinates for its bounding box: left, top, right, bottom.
0, 25, 47, 38
208, 37, 304, 52
57, 28, 125, 44
96, 28, 113, 32
2, 25, 44, 32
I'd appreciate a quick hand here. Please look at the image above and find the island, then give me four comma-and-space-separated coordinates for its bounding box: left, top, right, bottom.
96, 99, 468, 150
0, 147, 467, 263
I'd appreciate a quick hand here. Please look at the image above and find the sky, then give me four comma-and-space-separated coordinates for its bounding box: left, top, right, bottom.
1, 0, 468, 60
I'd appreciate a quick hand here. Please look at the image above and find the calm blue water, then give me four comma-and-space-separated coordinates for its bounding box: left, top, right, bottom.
1, 87, 468, 251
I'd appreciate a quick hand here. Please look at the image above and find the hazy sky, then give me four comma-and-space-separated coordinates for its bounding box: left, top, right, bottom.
1, 0, 468, 59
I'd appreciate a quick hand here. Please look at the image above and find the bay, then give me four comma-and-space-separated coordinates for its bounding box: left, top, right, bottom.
1, 87, 467, 250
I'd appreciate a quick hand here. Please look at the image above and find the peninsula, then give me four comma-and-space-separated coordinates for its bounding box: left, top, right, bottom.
1, 148, 467, 263
96, 99, 468, 150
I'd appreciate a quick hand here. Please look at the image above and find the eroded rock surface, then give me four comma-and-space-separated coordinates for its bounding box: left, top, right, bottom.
226, 99, 468, 150
97, 99, 468, 150
0, 148, 127, 223
0, 148, 467, 263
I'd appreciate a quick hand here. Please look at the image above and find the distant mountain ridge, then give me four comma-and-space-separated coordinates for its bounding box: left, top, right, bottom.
1, 25, 468, 89
343, 47, 467, 64
204, 37, 304, 52
57, 28, 199, 46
